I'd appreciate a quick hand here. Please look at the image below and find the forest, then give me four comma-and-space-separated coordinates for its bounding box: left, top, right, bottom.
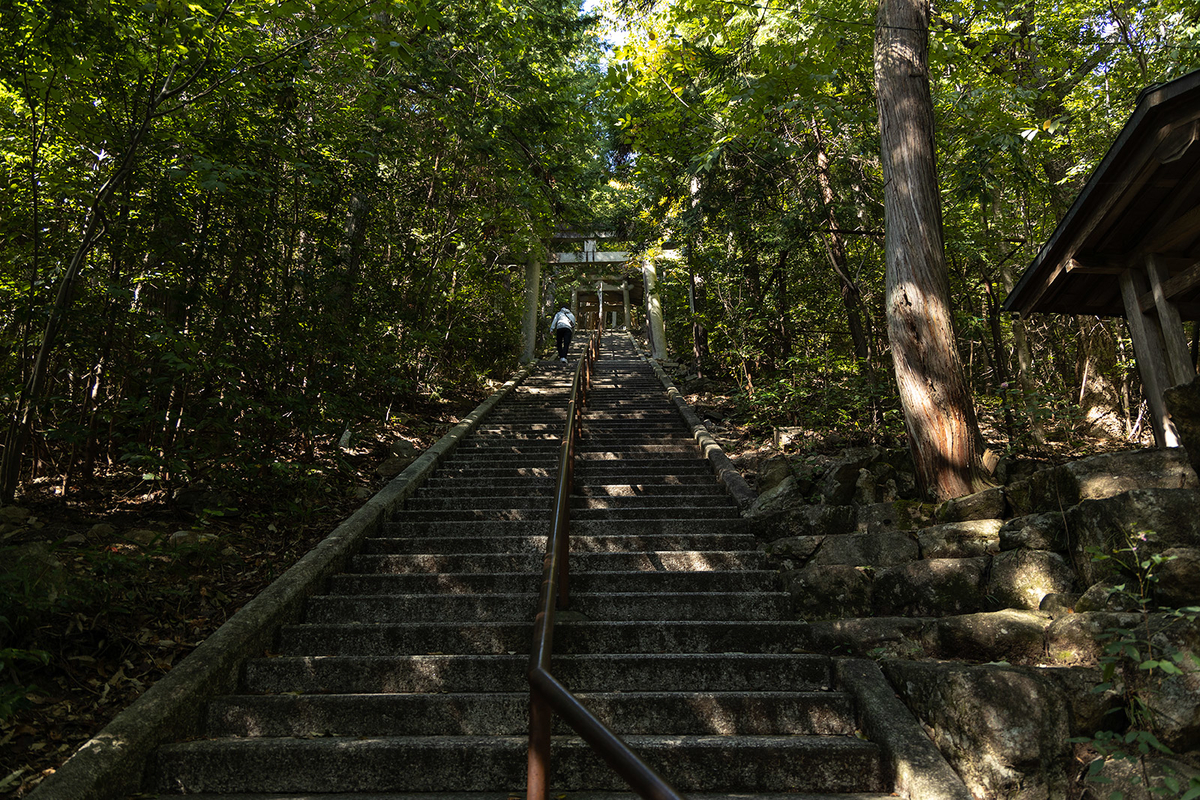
2, 0, 1200, 505
1, 0, 1200, 790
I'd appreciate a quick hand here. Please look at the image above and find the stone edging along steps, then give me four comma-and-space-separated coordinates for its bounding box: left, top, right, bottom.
27, 368, 534, 800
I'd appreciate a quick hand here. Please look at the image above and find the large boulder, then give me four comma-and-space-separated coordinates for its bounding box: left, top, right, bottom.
748, 475, 805, 517
1125, 614, 1200, 752
873, 557, 990, 617
855, 500, 936, 534
1165, 376, 1200, 480
1044, 612, 1142, 666
761, 535, 824, 566
1064, 488, 1200, 586
819, 446, 884, 505
934, 486, 1007, 523
1037, 667, 1123, 737
1154, 547, 1200, 608
795, 617, 933, 659
882, 660, 1072, 800
809, 531, 918, 569
1000, 513, 1068, 552
1006, 448, 1198, 516
756, 455, 795, 495
934, 610, 1051, 663
988, 550, 1076, 611
748, 505, 856, 543
917, 520, 1002, 559
780, 565, 872, 620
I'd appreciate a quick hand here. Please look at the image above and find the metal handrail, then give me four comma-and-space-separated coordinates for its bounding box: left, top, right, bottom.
527, 328, 685, 800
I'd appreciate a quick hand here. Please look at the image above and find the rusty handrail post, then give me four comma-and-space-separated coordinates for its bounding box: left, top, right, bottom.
527, 329, 685, 800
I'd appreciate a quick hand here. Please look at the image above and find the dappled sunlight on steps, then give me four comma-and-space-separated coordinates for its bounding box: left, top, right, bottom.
147, 332, 893, 799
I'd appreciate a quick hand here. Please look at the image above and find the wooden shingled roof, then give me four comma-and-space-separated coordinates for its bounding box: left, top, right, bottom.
1003, 68, 1200, 320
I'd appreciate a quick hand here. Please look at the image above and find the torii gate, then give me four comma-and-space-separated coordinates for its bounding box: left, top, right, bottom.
520, 232, 671, 362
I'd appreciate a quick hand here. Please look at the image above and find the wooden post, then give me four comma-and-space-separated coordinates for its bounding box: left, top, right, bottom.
1120, 268, 1181, 447
1146, 253, 1196, 387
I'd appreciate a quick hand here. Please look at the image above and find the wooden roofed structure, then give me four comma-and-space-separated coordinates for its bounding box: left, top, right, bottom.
1003, 68, 1200, 447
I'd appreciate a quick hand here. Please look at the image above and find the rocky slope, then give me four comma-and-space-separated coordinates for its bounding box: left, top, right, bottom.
747, 446, 1200, 800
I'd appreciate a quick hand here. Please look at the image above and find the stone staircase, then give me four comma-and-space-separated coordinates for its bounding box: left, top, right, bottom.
147, 332, 892, 798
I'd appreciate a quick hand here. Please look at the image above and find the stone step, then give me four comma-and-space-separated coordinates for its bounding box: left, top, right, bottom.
569, 495, 735, 509
391, 506, 741, 522
577, 447, 701, 458
403, 494, 734, 513
379, 518, 750, 538
151, 734, 884, 793
276, 620, 806, 656
404, 496, 552, 511
326, 569, 775, 596
575, 458, 713, 471
241, 653, 835, 694
413, 481, 727, 497
158, 791, 898, 800
439, 453, 560, 466
430, 466, 558, 479
207, 690, 855, 737
347, 550, 766, 574
569, 507, 741, 521
582, 441, 696, 450
358, 532, 758, 555
389, 508, 553, 522
303, 592, 788, 623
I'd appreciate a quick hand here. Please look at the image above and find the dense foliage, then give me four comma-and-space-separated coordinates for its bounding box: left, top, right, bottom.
0, 0, 606, 500
604, 0, 1200, 446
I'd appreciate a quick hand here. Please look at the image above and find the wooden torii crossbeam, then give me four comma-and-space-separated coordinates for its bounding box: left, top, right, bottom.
1004, 68, 1200, 447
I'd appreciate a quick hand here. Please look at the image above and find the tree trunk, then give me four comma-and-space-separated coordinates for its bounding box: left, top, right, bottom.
812, 120, 871, 366
874, 0, 987, 501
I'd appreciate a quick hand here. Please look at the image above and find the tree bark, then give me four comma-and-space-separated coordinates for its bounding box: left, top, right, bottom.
874, 0, 987, 501
812, 120, 871, 366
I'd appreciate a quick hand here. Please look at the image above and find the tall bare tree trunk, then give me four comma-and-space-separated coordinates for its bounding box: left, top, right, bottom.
813, 120, 871, 366
874, 0, 987, 501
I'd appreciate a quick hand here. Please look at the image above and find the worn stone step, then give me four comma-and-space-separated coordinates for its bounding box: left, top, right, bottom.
158, 791, 897, 800
348, 550, 765, 575
578, 447, 698, 458
575, 458, 712, 471
151, 734, 884, 793
303, 592, 787, 623
241, 653, 834, 695
415, 482, 556, 497
276, 620, 806, 656
379, 518, 750, 538
389, 508, 552, 522
576, 481, 725, 494
569, 507, 741, 521
430, 466, 558, 479
404, 496, 552, 511
207, 690, 855, 737
359, 532, 758, 555
440, 453, 560, 466
327, 569, 775, 596
570, 495, 735, 509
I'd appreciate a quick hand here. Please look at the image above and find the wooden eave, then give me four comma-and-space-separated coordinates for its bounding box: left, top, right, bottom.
1003, 69, 1200, 320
